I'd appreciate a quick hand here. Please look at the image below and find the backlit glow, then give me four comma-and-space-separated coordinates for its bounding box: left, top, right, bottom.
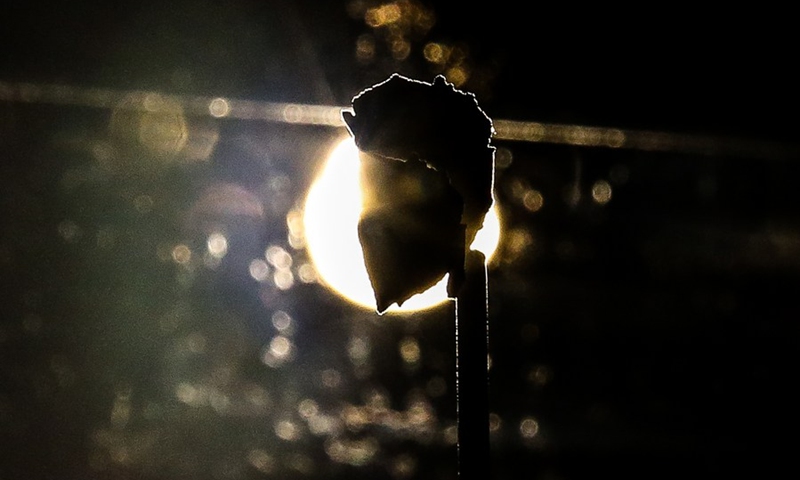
303, 137, 500, 313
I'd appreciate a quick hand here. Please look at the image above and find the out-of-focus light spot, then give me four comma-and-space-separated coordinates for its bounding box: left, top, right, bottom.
304, 137, 501, 312
321, 369, 341, 389
57, 220, 81, 242
275, 419, 300, 441
280, 105, 342, 125
445, 65, 469, 87
282, 105, 303, 123
271, 310, 292, 332
266, 245, 292, 269
415, 8, 436, 31
209, 392, 230, 413
348, 336, 370, 364
342, 405, 369, 431
246, 385, 271, 408
133, 195, 154, 213
505, 229, 535, 261
391, 454, 417, 478
365, 3, 402, 27
247, 449, 275, 474
190, 183, 264, 220
489, 413, 502, 432
527, 365, 552, 386
407, 399, 433, 426
208, 98, 230, 118
269, 175, 291, 193
591, 180, 613, 204
310, 414, 338, 436
286, 209, 306, 249
391, 38, 411, 60
494, 147, 513, 169
443, 425, 458, 445
520, 417, 540, 438
206, 232, 228, 258
522, 189, 544, 212
325, 437, 378, 466
509, 178, 527, 198
186, 332, 207, 354
423, 42, 447, 64
356, 34, 376, 63
298, 399, 319, 418
249, 259, 270, 281
367, 390, 389, 410
171, 244, 192, 265
449, 45, 468, 64
297, 263, 318, 283
273, 269, 295, 290
399, 337, 421, 364
269, 336, 292, 359
111, 93, 188, 156
175, 383, 199, 405
288, 234, 305, 250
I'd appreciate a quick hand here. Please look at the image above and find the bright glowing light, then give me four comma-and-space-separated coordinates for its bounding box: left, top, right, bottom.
269, 336, 292, 359
399, 337, 421, 364
206, 232, 228, 258
249, 259, 270, 281
171, 244, 191, 264
208, 98, 230, 118
303, 137, 501, 313
520, 417, 539, 438
591, 179, 613, 204
522, 189, 544, 212
273, 270, 295, 290
271, 310, 292, 332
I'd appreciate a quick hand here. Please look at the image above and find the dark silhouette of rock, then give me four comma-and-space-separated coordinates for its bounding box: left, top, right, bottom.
342, 74, 495, 313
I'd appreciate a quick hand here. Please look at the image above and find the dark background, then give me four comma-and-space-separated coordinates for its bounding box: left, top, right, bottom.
2, 1, 798, 479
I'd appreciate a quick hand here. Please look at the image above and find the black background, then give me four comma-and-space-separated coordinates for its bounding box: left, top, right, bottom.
2, 1, 799, 479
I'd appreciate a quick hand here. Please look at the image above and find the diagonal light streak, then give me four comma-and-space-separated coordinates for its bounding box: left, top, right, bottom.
1, 80, 797, 159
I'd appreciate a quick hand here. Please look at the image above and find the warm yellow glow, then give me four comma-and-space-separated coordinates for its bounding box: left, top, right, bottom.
423, 42, 447, 64
303, 137, 500, 313
445, 65, 469, 87
591, 179, 613, 204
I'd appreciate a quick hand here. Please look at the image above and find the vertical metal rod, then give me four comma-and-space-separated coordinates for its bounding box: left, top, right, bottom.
456, 249, 490, 479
